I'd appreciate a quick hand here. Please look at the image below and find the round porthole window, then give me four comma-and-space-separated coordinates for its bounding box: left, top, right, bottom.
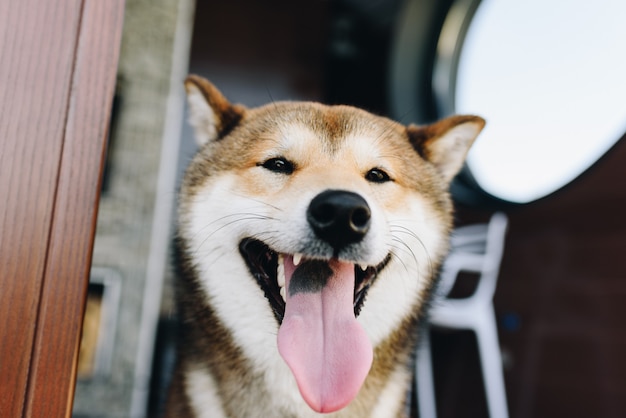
391, 0, 626, 205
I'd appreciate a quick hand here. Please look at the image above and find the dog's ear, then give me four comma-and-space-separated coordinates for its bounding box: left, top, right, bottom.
407, 115, 485, 183
184, 74, 246, 146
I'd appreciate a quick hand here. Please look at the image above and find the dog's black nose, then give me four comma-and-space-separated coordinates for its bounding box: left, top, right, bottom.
307, 190, 371, 250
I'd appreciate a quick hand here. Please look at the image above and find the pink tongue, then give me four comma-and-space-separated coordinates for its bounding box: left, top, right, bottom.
277, 257, 373, 413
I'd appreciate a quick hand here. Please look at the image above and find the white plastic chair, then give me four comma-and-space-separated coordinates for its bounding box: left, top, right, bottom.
416, 212, 509, 418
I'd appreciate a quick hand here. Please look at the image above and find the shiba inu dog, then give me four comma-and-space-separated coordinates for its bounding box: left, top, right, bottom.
164, 75, 484, 418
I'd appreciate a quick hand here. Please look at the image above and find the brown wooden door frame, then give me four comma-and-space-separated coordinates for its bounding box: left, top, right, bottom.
0, 1, 126, 416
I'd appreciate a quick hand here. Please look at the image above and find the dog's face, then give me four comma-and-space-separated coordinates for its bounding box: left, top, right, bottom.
178, 75, 484, 414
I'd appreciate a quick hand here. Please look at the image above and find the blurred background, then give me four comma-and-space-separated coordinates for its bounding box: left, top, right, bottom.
71, 0, 626, 417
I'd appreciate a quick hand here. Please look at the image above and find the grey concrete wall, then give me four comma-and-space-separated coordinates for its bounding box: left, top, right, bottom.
73, 0, 194, 416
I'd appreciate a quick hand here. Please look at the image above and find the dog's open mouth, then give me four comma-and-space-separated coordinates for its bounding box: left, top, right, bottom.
239, 237, 390, 413
239, 238, 389, 323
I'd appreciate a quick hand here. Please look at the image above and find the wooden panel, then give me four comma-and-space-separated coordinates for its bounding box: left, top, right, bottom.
0, 1, 83, 415
0, 0, 125, 417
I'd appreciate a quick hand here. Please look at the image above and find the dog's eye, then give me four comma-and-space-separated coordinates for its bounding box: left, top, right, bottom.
260, 157, 294, 174
365, 168, 391, 183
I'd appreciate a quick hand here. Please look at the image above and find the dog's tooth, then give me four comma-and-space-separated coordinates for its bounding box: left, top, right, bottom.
293, 253, 303, 266
277, 266, 285, 288
277, 255, 286, 287
280, 286, 286, 301
359, 263, 368, 271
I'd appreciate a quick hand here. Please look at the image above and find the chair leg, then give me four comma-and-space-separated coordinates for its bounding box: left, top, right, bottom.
416, 327, 437, 418
475, 310, 509, 418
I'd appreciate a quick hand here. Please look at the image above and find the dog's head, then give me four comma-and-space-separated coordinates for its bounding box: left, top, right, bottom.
179, 75, 484, 413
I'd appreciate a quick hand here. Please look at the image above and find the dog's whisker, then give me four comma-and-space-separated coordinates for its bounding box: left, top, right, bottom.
227, 192, 285, 212
388, 248, 411, 274
193, 217, 272, 249
192, 214, 276, 255
189, 212, 275, 240
389, 224, 437, 286
389, 227, 421, 242
389, 240, 419, 274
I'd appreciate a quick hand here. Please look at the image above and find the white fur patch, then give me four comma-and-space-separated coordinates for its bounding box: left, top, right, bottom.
186, 84, 219, 145
430, 121, 482, 181
183, 174, 291, 369
358, 196, 443, 345
371, 366, 412, 418
186, 365, 227, 418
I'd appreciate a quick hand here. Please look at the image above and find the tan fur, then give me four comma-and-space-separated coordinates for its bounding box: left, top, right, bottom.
165, 75, 484, 418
